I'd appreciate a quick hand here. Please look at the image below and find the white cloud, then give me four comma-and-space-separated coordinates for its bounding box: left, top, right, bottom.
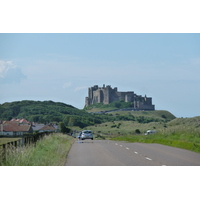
74, 86, 88, 92
0, 60, 15, 78
62, 82, 72, 89
0, 60, 26, 83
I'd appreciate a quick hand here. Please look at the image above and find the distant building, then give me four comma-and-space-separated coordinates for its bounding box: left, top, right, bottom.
0, 120, 33, 136
11, 118, 30, 124
0, 119, 59, 136
32, 123, 59, 133
85, 84, 155, 110
39, 125, 57, 133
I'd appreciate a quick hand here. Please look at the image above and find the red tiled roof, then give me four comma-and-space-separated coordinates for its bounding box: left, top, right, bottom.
3, 121, 32, 132
10, 118, 30, 124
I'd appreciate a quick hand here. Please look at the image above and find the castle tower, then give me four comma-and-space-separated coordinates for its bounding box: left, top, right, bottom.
85, 84, 155, 110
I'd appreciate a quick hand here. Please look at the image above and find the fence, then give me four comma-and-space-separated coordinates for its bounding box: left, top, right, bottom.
0, 132, 53, 163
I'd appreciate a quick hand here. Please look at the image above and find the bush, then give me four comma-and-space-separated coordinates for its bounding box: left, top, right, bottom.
111, 124, 117, 128
96, 134, 105, 140
135, 129, 141, 134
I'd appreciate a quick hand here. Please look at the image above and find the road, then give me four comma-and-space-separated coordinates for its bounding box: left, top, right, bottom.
65, 139, 200, 166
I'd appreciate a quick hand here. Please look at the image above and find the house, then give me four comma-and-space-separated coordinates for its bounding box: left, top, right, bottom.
32, 123, 59, 133
32, 123, 46, 132
0, 121, 33, 136
39, 125, 56, 133
11, 118, 30, 124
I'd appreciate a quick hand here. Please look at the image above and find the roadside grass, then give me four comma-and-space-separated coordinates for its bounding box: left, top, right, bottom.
0, 133, 75, 166
85, 118, 200, 153
111, 134, 200, 153
110, 128, 200, 153
86, 121, 165, 135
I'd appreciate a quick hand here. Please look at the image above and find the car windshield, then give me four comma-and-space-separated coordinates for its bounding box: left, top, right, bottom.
83, 131, 92, 134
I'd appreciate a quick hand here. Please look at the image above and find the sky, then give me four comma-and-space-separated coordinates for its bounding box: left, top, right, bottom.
0, 33, 200, 118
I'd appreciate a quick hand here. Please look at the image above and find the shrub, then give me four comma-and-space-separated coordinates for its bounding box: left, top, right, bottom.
135, 129, 141, 134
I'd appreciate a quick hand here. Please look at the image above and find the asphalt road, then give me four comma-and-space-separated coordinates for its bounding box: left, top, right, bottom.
65, 139, 200, 166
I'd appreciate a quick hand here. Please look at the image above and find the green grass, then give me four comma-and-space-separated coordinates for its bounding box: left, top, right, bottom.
111, 133, 200, 153
110, 110, 176, 120
0, 133, 75, 166
83, 116, 200, 153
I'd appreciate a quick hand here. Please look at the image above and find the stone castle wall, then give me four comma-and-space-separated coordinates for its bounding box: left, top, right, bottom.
85, 84, 155, 110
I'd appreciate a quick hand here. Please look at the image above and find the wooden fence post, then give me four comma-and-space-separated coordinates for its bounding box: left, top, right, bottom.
2, 144, 6, 162
21, 137, 24, 147
14, 141, 17, 148
18, 138, 21, 147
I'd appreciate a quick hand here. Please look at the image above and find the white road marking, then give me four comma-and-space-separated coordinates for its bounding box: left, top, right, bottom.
120, 145, 123, 147
126, 147, 129, 150
134, 151, 138, 154
115, 143, 118, 145
145, 157, 152, 161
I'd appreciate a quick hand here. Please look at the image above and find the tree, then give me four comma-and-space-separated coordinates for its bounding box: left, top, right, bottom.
59, 122, 71, 134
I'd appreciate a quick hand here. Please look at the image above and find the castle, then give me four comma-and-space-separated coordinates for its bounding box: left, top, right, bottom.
85, 84, 155, 110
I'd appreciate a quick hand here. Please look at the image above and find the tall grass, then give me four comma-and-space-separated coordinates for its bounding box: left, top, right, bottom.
86, 117, 200, 153
111, 129, 200, 153
0, 133, 75, 166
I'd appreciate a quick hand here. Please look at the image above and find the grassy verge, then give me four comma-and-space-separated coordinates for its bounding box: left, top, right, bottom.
83, 116, 200, 153
0, 133, 75, 166
111, 133, 200, 153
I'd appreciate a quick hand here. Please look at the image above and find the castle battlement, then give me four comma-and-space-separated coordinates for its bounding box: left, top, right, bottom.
85, 84, 155, 110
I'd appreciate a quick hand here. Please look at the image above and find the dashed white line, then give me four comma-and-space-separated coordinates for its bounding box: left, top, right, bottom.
120, 145, 123, 147
126, 147, 129, 150
115, 143, 118, 145
134, 151, 138, 154
145, 157, 152, 161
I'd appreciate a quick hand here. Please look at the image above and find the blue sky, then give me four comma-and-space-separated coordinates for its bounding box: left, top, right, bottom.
0, 33, 200, 117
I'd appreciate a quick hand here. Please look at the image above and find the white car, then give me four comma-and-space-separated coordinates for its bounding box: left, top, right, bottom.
145, 130, 156, 135
80, 130, 93, 140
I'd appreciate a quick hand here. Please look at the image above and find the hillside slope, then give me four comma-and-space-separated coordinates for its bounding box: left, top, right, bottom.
0, 100, 176, 129
108, 110, 176, 121
0, 100, 94, 126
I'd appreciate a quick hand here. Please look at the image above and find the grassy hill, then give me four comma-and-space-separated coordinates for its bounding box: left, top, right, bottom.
84, 101, 134, 112
106, 110, 176, 121
0, 100, 176, 129
84, 102, 175, 120
0, 100, 96, 127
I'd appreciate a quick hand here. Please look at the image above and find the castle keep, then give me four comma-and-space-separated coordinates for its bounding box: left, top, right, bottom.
85, 84, 155, 110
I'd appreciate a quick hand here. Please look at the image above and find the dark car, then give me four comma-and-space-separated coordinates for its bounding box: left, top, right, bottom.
77, 132, 82, 139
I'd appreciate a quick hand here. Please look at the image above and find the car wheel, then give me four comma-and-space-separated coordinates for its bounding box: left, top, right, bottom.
91, 138, 93, 140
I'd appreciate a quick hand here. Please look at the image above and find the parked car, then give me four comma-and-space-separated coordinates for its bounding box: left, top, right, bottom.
145, 130, 156, 135
80, 130, 93, 140
77, 132, 82, 139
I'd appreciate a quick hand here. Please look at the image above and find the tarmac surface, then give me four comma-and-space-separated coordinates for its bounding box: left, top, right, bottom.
65, 139, 200, 166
